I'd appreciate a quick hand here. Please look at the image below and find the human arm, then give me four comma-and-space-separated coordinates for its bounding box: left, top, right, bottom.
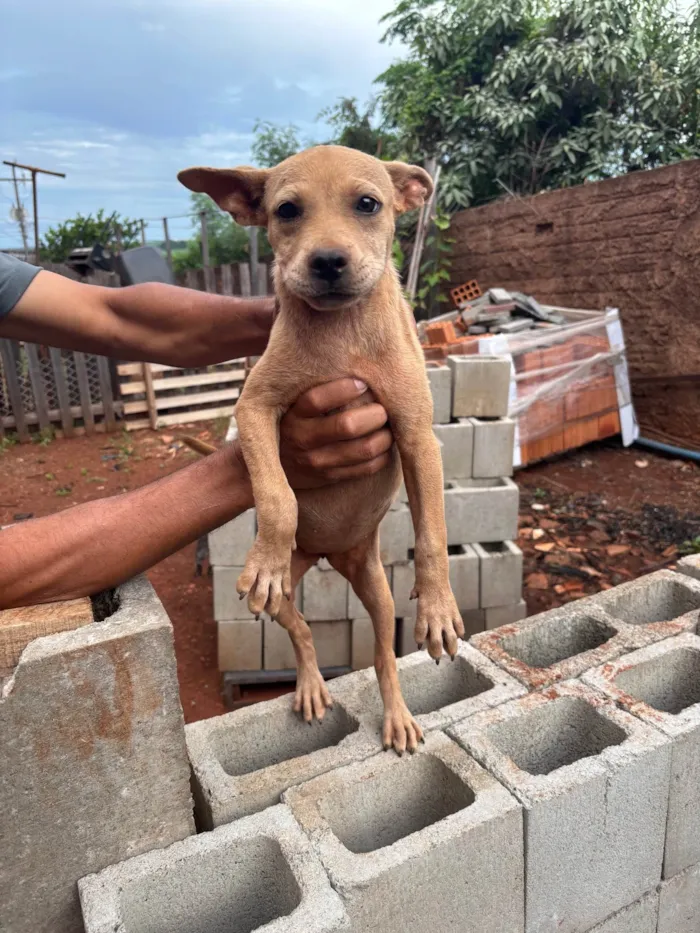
0, 257, 275, 366
0, 379, 392, 609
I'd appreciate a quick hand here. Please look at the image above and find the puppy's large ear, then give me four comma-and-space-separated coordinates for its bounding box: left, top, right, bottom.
177, 166, 270, 226
384, 162, 434, 214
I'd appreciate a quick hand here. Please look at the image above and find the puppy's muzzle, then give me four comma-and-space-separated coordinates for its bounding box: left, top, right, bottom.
309, 249, 349, 285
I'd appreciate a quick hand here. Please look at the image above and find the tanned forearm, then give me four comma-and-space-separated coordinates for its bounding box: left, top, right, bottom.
0, 446, 252, 609
2, 268, 275, 367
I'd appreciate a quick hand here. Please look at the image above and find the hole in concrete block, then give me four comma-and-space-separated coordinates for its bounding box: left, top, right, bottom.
321, 754, 475, 853
614, 648, 700, 715
499, 614, 617, 669
399, 656, 493, 716
91, 588, 118, 622
213, 703, 359, 777
488, 697, 626, 776
480, 542, 508, 554
603, 577, 700, 624
120, 837, 301, 933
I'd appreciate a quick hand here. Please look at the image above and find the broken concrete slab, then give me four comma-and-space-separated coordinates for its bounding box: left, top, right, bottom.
451, 681, 671, 933
583, 633, 700, 879
283, 732, 524, 933
79, 804, 349, 933
185, 689, 378, 828
1, 576, 194, 933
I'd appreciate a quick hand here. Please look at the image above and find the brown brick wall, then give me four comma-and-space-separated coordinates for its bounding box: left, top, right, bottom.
450, 160, 700, 449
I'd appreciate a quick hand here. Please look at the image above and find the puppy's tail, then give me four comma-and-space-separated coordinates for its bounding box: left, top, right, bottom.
180, 435, 218, 457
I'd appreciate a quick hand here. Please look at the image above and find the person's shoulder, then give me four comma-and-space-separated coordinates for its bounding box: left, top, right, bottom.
0, 253, 43, 320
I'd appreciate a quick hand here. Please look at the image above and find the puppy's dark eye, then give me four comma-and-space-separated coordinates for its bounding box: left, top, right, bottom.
276, 201, 301, 220
356, 196, 381, 214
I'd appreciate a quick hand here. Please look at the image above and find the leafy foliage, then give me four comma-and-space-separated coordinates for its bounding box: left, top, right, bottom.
378, 0, 700, 210
413, 210, 455, 318
41, 209, 141, 262
251, 120, 302, 167
173, 193, 251, 275
319, 97, 399, 158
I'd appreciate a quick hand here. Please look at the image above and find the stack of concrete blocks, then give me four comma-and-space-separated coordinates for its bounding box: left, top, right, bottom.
78, 564, 700, 933
1, 576, 195, 933
209, 354, 524, 679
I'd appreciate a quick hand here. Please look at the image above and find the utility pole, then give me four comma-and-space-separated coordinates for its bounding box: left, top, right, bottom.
3, 160, 66, 262
10, 165, 29, 259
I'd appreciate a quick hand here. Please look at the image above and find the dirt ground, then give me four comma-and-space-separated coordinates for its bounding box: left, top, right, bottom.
2, 423, 699, 724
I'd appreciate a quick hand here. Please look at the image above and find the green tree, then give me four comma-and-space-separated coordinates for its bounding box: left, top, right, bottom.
378, 0, 700, 210
41, 209, 141, 262
173, 192, 251, 275
320, 97, 399, 158
251, 120, 301, 167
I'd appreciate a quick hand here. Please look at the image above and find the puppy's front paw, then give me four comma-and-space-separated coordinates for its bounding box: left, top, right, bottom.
382, 700, 423, 756
236, 540, 293, 617
414, 588, 465, 661
293, 663, 333, 723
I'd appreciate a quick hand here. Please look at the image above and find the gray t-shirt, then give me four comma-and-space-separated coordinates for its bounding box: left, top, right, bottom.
0, 253, 42, 321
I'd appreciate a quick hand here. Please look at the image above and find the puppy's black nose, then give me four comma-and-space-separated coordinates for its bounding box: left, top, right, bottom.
309, 249, 348, 283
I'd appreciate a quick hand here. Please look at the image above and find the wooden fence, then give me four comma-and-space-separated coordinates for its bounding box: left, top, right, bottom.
0, 339, 120, 441
0, 259, 268, 440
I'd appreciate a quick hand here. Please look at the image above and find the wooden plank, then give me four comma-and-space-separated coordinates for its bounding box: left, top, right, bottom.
96, 355, 117, 431
73, 351, 95, 433
123, 386, 240, 415
119, 369, 245, 395
24, 343, 51, 431
0, 339, 30, 442
49, 347, 75, 438
221, 263, 233, 295
142, 362, 158, 430
239, 262, 251, 297
256, 263, 268, 296
118, 359, 246, 378
185, 269, 199, 290
2, 402, 105, 430
126, 403, 237, 431
163, 217, 173, 273
204, 266, 216, 293
0, 597, 94, 673
248, 228, 258, 295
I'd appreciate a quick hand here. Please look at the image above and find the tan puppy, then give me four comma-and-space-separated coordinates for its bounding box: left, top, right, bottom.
179, 146, 464, 754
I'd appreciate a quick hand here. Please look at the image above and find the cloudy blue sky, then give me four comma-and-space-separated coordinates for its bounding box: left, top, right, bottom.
0, 0, 400, 248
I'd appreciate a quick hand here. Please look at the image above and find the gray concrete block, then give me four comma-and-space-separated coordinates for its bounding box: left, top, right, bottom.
451, 681, 671, 933
379, 504, 414, 564
351, 618, 374, 671
217, 619, 262, 671
348, 566, 391, 619
592, 569, 700, 648
283, 732, 524, 933
471, 572, 700, 690
444, 478, 519, 545
658, 862, 700, 933
677, 553, 700, 582
263, 618, 351, 671
213, 566, 254, 621
208, 508, 255, 566
448, 354, 511, 418
79, 804, 350, 933
338, 641, 526, 737
426, 362, 452, 424
393, 546, 479, 619
474, 541, 523, 609
583, 633, 700, 879
586, 892, 659, 933
470, 416, 516, 478
434, 420, 474, 480
1, 576, 194, 933
485, 598, 527, 629
304, 559, 348, 622
186, 689, 379, 827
